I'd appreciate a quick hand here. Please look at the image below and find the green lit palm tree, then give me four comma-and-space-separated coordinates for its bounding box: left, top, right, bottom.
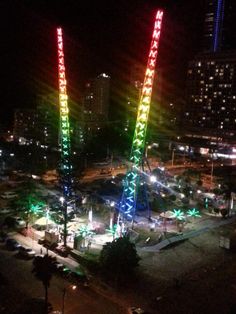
171, 209, 185, 232
77, 225, 95, 248
171, 209, 185, 221
106, 224, 118, 240
187, 208, 201, 218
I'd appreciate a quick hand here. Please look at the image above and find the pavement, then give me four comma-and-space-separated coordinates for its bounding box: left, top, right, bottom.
140, 213, 236, 252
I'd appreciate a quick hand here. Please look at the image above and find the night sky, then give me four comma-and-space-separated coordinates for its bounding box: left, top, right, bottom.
0, 0, 205, 127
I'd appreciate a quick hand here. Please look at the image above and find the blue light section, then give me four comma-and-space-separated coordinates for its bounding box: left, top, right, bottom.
213, 0, 223, 52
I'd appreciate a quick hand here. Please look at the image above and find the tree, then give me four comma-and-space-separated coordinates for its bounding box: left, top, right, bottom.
32, 255, 56, 314
12, 180, 46, 228
99, 236, 140, 283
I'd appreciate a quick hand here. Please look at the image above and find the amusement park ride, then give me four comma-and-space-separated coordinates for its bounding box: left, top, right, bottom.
57, 27, 73, 245
119, 10, 164, 223
56, 10, 164, 241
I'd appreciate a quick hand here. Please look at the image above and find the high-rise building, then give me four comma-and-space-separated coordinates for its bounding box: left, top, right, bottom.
13, 109, 38, 144
83, 73, 110, 127
185, 52, 236, 138
184, 0, 236, 141
36, 93, 59, 147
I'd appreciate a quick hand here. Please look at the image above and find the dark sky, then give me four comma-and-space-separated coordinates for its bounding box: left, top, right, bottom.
0, 0, 205, 127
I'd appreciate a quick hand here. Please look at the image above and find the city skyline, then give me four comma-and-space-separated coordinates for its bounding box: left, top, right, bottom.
0, 0, 205, 126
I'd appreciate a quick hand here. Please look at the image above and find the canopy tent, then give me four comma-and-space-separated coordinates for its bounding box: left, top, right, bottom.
34, 217, 55, 226
159, 210, 174, 219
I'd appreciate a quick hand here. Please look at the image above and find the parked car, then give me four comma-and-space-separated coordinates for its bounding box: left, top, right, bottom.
4, 216, 26, 228
54, 261, 65, 274
0, 208, 11, 215
60, 266, 88, 286
128, 307, 146, 314
5, 238, 21, 250
1, 191, 18, 199
0, 231, 8, 242
54, 245, 70, 257
38, 237, 45, 245
68, 271, 89, 286
14, 217, 26, 228
18, 246, 36, 258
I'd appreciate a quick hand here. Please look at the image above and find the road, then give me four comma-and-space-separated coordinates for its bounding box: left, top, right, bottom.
0, 241, 127, 314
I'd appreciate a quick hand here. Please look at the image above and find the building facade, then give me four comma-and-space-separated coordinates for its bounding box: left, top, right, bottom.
13, 109, 38, 144
185, 52, 236, 138
185, 0, 236, 141
83, 73, 110, 128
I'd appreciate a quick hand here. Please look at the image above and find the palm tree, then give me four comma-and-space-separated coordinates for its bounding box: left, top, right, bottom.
13, 179, 46, 229
32, 255, 56, 313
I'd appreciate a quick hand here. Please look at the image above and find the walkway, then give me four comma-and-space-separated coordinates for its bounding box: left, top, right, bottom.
140, 215, 236, 252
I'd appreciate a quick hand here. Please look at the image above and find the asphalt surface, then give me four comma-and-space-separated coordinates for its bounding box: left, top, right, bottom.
0, 240, 127, 314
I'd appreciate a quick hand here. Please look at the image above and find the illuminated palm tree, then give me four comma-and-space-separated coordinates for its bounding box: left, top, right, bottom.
106, 224, 118, 240
171, 209, 185, 221
187, 208, 201, 218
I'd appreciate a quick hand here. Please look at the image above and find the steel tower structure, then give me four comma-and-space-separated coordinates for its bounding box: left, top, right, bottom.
120, 10, 164, 221
57, 27, 72, 199
57, 27, 73, 246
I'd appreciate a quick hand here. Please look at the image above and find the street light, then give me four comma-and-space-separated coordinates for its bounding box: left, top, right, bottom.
150, 175, 157, 183
62, 285, 77, 314
60, 196, 67, 247
210, 156, 214, 189
60, 196, 65, 204
145, 143, 159, 169
45, 207, 50, 231
109, 201, 115, 229
171, 148, 175, 167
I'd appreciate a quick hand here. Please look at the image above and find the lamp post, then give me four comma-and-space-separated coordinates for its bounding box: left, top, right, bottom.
45, 206, 50, 231
62, 285, 77, 314
171, 149, 175, 167
60, 196, 67, 247
210, 155, 214, 189
145, 143, 159, 169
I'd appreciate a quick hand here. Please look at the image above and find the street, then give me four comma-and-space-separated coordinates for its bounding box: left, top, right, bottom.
0, 240, 127, 314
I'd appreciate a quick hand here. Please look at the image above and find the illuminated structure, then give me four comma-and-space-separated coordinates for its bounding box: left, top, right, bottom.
120, 10, 164, 220
57, 28, 72, 198
203, 0, 236, 53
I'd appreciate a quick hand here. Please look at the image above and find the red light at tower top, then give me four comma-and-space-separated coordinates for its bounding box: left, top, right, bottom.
141, 9, 163, 100
57, 27, 67, 96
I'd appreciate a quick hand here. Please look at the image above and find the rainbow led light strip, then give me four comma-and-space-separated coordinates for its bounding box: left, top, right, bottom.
120, 10, 163, 219
57, 27, 72, 198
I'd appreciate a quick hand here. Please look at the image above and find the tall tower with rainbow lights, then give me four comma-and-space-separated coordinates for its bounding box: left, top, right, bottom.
56, 27, 73, 246
57, 27, 73, 199
120, 10, 164, 221
57, 28, 72, 198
